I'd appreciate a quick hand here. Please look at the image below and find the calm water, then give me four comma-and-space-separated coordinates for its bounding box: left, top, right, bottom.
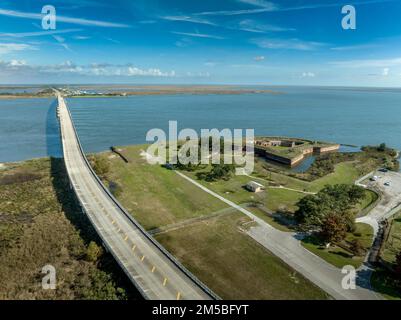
1, 86, 401, 164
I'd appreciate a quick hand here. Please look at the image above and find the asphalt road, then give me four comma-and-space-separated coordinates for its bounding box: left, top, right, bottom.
176, 171, 383, 300
356, 170, 401, 235
57, 94, 214, 300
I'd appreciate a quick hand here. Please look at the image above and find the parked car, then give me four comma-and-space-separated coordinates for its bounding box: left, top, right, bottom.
379, 168, 388, 173
384, 181, 391, 186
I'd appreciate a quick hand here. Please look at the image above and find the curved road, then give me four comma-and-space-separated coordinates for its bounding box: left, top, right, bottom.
356, 170, 401, 236
57, 94, 215, 300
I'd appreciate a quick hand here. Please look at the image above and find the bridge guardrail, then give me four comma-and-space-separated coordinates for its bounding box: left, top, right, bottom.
58, 96, 219, 300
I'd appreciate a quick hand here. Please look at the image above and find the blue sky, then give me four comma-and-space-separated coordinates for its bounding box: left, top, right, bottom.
0, 0, 401, 86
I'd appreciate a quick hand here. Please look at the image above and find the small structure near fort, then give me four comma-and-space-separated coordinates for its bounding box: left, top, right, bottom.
245, 181, 265, 193
255, 137, 340, 167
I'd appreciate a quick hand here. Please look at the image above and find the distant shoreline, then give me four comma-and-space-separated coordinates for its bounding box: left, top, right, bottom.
0, 86, 283, 99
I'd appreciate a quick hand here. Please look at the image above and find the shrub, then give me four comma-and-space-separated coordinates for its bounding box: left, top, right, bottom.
85, 241, 103, 262
91, 156, 110, 177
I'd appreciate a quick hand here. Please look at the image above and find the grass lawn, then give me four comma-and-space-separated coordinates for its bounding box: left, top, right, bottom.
371, 212, 401, 300
381, 213, 401, 264
183, 160, 370, 221
155, 212, 328, 300
246, 206, 294, 232
102, 145, 329, 299
301, 223, 374, 269
102, 145, 227, 230
355, 190, 379, 216
307, 162, 360, 192
254, 159, 361, 193
265, 188, 304, 212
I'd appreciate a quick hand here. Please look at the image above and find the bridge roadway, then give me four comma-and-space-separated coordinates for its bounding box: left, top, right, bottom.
57, 94, 215, 300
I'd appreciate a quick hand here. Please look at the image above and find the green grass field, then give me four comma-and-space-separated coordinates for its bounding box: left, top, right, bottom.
371, 212, 401, 300
156, 212, 328, 300
103, 145, 329, 299
381, 213, 401, 264
101, 144, 380, 298
184, 160, 371, 218
301, 223, 374, 269
370, 212, 401, 300
102, 145, 227, 230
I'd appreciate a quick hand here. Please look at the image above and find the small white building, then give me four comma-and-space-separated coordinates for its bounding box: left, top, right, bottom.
245, 181, 265, 193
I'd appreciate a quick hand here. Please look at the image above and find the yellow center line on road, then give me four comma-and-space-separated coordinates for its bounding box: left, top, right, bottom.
124, 235, 128, 241
151, 266, 156, 273
141, 255, 145, 262
132, 245, 136, 251
163, 278, 168, 286
176, 292, 181, 300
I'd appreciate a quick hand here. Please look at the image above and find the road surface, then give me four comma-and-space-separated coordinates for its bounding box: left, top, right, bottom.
57, 94, 215, 300
356, 170, 401, 235
176, 171, 382, 300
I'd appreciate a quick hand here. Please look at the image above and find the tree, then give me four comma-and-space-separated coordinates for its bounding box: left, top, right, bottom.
198, 164, 236, 182
347, 185, 366, 204
295, 184, 364, 230
378, 143, 386, 152
395, 251, 401, 279
320, 213, 348, 243
86, 241, 103, 262
92, 156, 110, 176
350, 239, 365, 256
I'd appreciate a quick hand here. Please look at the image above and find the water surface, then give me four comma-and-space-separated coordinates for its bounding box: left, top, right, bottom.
1, 86, 401, 165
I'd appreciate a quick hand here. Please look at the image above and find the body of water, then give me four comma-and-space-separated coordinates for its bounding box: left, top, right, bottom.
1, 86, 401, 164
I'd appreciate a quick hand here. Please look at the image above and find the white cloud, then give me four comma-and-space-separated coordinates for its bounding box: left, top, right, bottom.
330, 44, 378, 51
0, 29, 81, 38
0, 43, 37, 54
237, 19, 295, 33
195, 0, 390, 16
185, 71, 210, 78
172, 31, 224, 40
301, 72, 315, 78
127, 67, 175, 77
9, 59, 26, 66
252, 38, 325, 50
195, 8, 273, 16
138, 20, 157, 24
382, 68, 390, 76
73, 35, 91, 40
330, 57, 401, 68
0, 8, 130, 28
0, 60, 176, 78
253, 56, 265, 61
162, 15, 217, 26
237, 0, 277, 9
204, 61, 217, 67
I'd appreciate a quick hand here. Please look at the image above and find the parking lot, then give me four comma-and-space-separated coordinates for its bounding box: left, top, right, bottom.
360, 170, 401, 222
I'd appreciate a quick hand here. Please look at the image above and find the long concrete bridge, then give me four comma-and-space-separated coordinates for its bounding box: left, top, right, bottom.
56, 93, 216, 300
